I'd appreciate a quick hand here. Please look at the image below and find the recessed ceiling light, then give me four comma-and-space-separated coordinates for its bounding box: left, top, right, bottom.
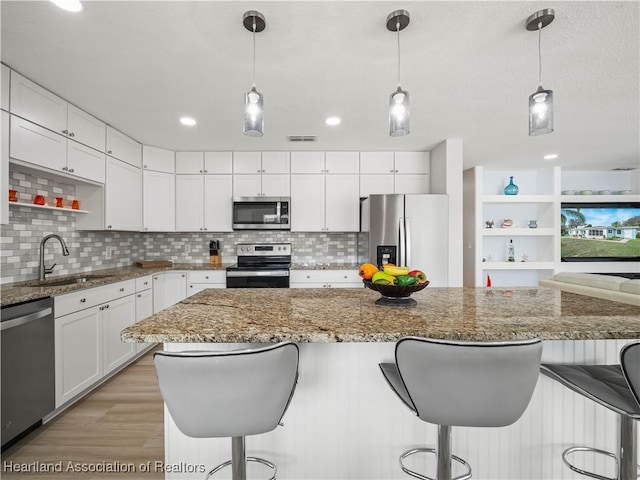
180, 117, 197, 126
50, 0, 83, 12
325, 116, 341, 126
543, 153, 558, 160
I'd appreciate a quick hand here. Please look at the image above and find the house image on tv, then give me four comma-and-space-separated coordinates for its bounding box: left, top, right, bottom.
568, 225, 640, 239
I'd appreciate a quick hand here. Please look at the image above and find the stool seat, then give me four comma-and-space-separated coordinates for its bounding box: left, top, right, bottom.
541, 364, 640, 419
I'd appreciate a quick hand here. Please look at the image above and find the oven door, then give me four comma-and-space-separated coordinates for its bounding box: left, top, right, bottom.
226, 270, 290, 288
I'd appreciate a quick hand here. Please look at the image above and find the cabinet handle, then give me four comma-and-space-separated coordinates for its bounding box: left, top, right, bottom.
104, 304, 109, 309
181, 274, 185, 278
107, 150, 113, 154
395, 169, 399, 173
144, 281, 148, 285
119, 287, 125, 292
62, 129, 68, 135
306, 275, 310, 279
205, 276, 209, 279
344, 275, 348, 279
199, 170, 203, 173
153, 277, 158, 280
62, 166, 68, 171
68, 168, 74, 173
69, 132, 75, 137
262, 169, 265, 173
203, 170, 208, 173
107, 225, 112, 229
99, 306, 104, 311
204, 228, 207, 231
326, 169, 329, 173
257, 169, 261, 173
137, 294, 141, 297
80, 298, 86, 303
143, 164, 148, 169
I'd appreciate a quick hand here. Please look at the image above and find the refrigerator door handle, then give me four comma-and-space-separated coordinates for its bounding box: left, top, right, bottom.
405, 217, 411, 267
398, 217, 406, 266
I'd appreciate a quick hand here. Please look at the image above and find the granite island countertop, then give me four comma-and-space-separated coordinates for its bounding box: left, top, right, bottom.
121, 287, 640, 343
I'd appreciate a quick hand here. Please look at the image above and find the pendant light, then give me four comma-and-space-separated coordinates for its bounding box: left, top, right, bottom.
387, 10, 410, 137
243, 11, 265, 137
526, 9, 555, 136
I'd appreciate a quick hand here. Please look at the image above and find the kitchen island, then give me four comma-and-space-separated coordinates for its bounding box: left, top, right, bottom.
122, 287, 640, 480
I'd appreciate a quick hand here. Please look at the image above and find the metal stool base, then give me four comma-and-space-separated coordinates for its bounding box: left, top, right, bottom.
205, 457, 277, 480
562, 446, 640, 480
399, 447, 472, 480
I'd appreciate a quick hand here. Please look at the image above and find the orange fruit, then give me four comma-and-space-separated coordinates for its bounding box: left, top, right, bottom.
359, 263, 379, 280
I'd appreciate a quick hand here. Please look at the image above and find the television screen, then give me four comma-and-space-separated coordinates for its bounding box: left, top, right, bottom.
561, 202, 640, 261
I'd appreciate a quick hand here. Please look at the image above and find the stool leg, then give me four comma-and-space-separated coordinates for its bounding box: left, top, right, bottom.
618, 416, 637, 480
437, 425, 452, 480
231, 436, 247, 480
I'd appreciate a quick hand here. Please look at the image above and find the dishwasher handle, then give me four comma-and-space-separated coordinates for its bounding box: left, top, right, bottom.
0, 308, 53, 331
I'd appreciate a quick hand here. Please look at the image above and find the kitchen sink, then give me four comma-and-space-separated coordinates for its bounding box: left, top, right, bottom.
25, 274, 116, 287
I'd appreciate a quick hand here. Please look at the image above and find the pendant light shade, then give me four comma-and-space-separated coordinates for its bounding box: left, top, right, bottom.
526, 9, 555, 136
387, 10, 410, 137
243, 11, 265, 137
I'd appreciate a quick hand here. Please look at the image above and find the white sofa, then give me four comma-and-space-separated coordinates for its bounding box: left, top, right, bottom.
540, 272, 640, 306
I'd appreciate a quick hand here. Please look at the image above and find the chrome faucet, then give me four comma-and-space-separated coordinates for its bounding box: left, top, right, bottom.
38, 234, 70, 281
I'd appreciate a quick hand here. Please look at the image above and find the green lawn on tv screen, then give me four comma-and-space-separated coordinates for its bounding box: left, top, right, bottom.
561, 237, 640, 257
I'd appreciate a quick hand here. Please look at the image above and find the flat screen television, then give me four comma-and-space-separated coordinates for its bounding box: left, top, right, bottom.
561, 202, 640, 262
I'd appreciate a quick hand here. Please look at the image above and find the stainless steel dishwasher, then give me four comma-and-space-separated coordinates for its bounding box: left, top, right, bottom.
1, 297, 55, 450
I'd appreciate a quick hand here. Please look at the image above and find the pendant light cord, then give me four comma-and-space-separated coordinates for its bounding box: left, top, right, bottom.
537, 22, 542, 86
252, 20, 257, 88
396, 21, 401, 87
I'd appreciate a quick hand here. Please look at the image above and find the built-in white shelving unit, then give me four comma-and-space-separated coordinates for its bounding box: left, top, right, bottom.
8, 201, 89, 214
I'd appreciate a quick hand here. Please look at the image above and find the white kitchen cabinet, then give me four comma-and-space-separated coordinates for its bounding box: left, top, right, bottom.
55, 306, 102, 407
1, 111, 9, 225
394, 151, 430, 174
176, 174, 232, 232
205, 152, 233, 174
10, 115, 105, 184
291, 173, 359, 232
290, 270, 362, 288
105, 157, 142, 231
143, 145, 175, 173
187, 270, 226, 296
393, 174, 430, 194
135, 276, 154, 354
66, 104, 106, 152
261, 151, 291, 173
324, 152, 359, 174
360, 151, 430, 196
10, 71, 106, 152
290, 151, 325, 173
233, 151, 290, 174
101, 294, 136, 375
153, 272, 187, 313
359, 174, 394, 196
233, 173, 289, 197
291, 151, 359, 174
233, 151, 262, 174
143, 169, 175, 231
360, 152, 395, 174
106, 126, 142, 168
1, 64, 10, 111
175, 152, 204, 174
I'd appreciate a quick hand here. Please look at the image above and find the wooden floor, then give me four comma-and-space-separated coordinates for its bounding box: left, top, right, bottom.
2, 347, 165, 480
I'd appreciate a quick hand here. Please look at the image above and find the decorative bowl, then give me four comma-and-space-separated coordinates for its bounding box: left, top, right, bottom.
363, 279, 430, 307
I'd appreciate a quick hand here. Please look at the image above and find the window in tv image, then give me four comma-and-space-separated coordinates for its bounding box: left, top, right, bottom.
560, 202, 640, 262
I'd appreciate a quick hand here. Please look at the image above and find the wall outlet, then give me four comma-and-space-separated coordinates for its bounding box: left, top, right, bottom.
322, 243, 329, 253
105, 246, 116, 260
184, 244, 191, 254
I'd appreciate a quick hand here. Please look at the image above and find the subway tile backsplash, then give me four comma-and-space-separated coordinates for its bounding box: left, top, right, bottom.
1, 170, 364, 284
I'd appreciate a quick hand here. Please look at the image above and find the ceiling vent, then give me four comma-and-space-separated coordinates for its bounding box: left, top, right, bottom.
612, 167, 637, 171
287, 135, 317, 142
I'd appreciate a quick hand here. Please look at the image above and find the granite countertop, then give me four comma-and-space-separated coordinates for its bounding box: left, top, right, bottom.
121, 287, 640, 343
0, 263, 233, 306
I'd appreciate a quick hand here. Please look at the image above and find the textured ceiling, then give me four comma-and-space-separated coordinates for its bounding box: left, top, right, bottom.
1, 1, 638, 171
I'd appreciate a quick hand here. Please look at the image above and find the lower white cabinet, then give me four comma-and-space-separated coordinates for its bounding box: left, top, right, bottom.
187, 270, 226, 296
290, 270, 362, 288
153, 272, 187, 313
135, 276, 153, 354
54, 282, 137, 407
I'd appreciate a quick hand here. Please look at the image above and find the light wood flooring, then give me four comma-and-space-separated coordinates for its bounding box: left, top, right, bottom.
2, 347, 165, 480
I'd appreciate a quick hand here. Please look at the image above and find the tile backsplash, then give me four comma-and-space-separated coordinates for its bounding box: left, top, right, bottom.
1, 170, 364, 284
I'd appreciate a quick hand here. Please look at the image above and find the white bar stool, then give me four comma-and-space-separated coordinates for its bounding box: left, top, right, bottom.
379, 337, 542, 480
541, 340, 640, 480
154, 342, 299, 480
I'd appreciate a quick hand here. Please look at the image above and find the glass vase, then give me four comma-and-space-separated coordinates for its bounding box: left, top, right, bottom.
504, 176, 519, 195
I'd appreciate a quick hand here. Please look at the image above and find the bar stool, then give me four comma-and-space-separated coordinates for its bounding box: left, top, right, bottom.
154, 342, 299, 480
379, 337, 542, 480
541, 341, 640, 480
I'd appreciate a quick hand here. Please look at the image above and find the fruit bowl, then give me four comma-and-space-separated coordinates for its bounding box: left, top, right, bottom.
363, 279, 430, 307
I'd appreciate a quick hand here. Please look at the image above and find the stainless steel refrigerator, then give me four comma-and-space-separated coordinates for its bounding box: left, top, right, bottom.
361, 194, 449, 287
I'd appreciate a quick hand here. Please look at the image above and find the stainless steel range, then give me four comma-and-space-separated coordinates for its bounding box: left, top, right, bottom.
226, 243, 291, 288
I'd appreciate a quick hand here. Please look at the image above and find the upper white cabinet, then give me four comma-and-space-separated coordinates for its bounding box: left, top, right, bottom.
291, 173, 359, 232
175, 151, 233, 174
104, 157, 142, 231
143, 145, 175, 173
233, 173, 290, 197
291, 151, 359, 174
1, 64, 10, 111
143, 170, 175, 231
360, 151, 430, 196
10, 71, 106, 152
234, 151, 290, 174
10, 115, 105, 184
176, 174, 233, 232
106, 126, 142, 168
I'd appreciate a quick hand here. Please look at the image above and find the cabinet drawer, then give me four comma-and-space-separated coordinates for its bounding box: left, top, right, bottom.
290, 270, 360, 283
55, 280, 136, 317
135, 276, 152, 292
187, 270, 226, 284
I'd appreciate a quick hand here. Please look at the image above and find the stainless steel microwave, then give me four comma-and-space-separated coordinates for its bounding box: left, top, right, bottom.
232, 197, 290, 230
